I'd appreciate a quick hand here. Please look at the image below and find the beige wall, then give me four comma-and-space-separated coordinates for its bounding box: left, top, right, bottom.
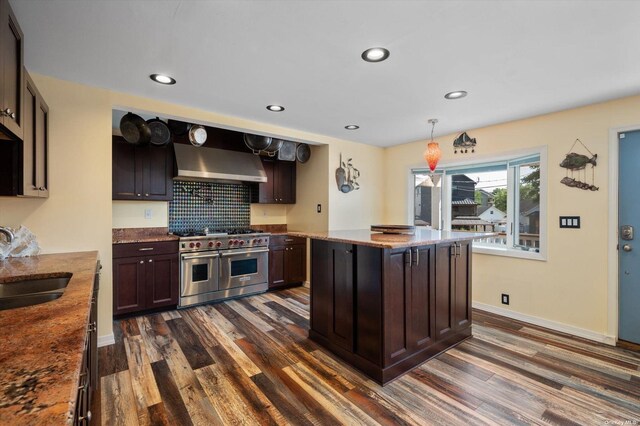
328, 141, 385, 230
287, 145, 329, 233
250, 204, 288, 226
385, 94, 640, 338
0, 75, 113, 337
112, 201, 168, 228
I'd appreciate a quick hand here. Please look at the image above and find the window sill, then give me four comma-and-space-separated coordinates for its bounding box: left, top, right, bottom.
472, 245, 546, 261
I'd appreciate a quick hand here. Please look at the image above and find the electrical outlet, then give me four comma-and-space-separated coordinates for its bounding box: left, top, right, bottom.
144, 208, 152, 219
501, 293, 510, 305
317, 204, 322, 213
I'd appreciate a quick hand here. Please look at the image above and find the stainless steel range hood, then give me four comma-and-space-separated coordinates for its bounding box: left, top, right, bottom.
173, 143, 267, 183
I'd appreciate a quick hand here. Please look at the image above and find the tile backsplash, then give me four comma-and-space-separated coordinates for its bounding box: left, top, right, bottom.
169, 181, 250, 233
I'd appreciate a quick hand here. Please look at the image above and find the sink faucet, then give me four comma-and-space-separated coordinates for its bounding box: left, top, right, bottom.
0, 226, 14, 244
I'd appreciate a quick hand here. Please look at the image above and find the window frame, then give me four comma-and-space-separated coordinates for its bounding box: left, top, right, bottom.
410, 146, 547, 261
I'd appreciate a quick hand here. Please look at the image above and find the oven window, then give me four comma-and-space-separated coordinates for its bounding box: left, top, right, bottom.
192, 264, 209, 282
231, 259, 258, 277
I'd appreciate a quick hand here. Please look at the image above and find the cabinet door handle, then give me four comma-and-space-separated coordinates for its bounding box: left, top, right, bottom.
414, 248, 419, 265
145, 193, 149, 197
137, 193, 141, 197
139, 260, 144, 264
138, 248, 154, 251
148, 259, 153, 263
346, 249, 353, 254
284, 239, 294, 242
407, 249, 412, 265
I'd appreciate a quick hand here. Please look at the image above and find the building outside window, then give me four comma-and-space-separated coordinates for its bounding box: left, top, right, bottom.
412, 149, 546, 260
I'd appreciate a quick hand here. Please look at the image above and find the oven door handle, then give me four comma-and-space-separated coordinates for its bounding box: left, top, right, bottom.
181, 254, 220, 260
221, 248, 269, 257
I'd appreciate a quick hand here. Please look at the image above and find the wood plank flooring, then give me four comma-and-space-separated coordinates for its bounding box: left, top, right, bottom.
99, 287, 640, 425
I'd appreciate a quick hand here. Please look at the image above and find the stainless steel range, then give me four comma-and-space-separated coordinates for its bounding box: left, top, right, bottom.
175, 229, 270, 307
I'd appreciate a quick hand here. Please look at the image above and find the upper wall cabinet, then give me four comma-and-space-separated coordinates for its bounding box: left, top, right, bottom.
255, 159, 296, 204
112, 136, 174, 201
0, 0, 24, 140
22, 70, 49, 198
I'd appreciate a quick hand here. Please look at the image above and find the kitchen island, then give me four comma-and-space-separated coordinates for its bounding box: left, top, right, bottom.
288, 228, 494, 385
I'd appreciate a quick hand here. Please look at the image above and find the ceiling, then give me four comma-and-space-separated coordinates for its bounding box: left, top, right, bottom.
10, 0, 640, 147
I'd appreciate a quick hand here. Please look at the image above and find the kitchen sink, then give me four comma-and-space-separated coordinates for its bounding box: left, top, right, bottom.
0, 275, 71, 311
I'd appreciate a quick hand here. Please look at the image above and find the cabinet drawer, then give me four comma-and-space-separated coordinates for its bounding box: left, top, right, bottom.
113, 241, 178, 258
269, 235, 305, 247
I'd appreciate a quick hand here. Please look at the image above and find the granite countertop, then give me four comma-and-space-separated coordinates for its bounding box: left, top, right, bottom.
288, 228, 497, 249
112, 227, 179, 244
0, 251, 99, 425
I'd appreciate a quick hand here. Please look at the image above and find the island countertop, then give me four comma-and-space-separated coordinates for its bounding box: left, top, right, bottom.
0, 251, 98, 425
287, 228, 496, 249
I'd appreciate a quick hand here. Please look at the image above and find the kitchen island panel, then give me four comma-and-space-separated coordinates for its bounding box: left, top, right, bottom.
307, 233, 483, 385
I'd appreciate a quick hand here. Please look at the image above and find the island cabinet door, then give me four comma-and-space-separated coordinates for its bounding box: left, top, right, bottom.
382, 245, 435, 367
310, 240, 354, 351
383, 248, 412, 366
409, 245, 436, 351
434, 242, 455, 340
453, 241, 472, 330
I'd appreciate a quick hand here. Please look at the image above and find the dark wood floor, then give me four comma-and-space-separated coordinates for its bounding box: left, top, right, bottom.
98, 287, 640, 425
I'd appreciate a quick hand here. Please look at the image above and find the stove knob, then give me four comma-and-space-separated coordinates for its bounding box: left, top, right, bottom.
196, 242, 201, 248
189, 242, 195, 248
208, 241, 214, 248
257, 239, 262, 244
239, 240, 245, 246
228, 240, 234, 245
216, 241, 222, 248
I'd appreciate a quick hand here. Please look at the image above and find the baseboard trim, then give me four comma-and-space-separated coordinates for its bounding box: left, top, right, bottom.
472, 302, 616, 346
303, 281, 310, 288
98, 333, 115, 347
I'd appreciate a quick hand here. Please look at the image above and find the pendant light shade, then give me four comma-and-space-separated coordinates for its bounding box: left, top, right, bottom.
423, 119, 441, 172
424, 142, 442, 172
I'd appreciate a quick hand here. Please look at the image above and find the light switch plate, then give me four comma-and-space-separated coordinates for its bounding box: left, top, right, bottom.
144, 208, 153, 219
559, 216, 580, 229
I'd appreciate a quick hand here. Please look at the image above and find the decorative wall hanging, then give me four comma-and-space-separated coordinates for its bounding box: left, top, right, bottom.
453, 132, 476, 154
335, 153, 360, 193
423, 119, 441, 172
560, 138, 598, 191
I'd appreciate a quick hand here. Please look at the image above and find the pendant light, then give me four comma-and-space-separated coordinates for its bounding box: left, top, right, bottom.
423, 119, 441, 172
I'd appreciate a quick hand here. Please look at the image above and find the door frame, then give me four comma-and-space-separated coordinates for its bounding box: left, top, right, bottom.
607, 123, 640, 343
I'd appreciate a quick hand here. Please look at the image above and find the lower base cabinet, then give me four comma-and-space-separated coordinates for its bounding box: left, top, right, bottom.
73, 262, 99, 425
113, 241, 179, 316
309, 239, 471, 385
268, 235, 306, 289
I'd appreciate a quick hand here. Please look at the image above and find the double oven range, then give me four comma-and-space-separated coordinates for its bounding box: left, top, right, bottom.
175, 229, 270, 308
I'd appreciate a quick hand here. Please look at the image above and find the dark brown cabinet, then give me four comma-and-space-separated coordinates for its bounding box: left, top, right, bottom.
434, 241, 471, 339
309, 239, 472, 385
21, 70, 49, 197
113, 241, 179, 316
311, 240, 354, 351
112, 136, 174, 201
256, 159, 296, 204
383, 245, 435, 367
73, 262, 99, 425
268, 235, 306, 289
0, 0, 24, 140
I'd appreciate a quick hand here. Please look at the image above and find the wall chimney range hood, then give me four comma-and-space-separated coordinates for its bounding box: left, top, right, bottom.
173, 143, 267, 183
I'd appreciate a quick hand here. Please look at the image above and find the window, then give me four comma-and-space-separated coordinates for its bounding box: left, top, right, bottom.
412, 150, 546, 260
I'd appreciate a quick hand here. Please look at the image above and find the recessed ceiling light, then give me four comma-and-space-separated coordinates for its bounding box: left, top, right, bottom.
266, 104, 285, 112
345, 125, 360, 130
150, 74, 176, 85
361, 47, 390, 63
444, 90, 468, 99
